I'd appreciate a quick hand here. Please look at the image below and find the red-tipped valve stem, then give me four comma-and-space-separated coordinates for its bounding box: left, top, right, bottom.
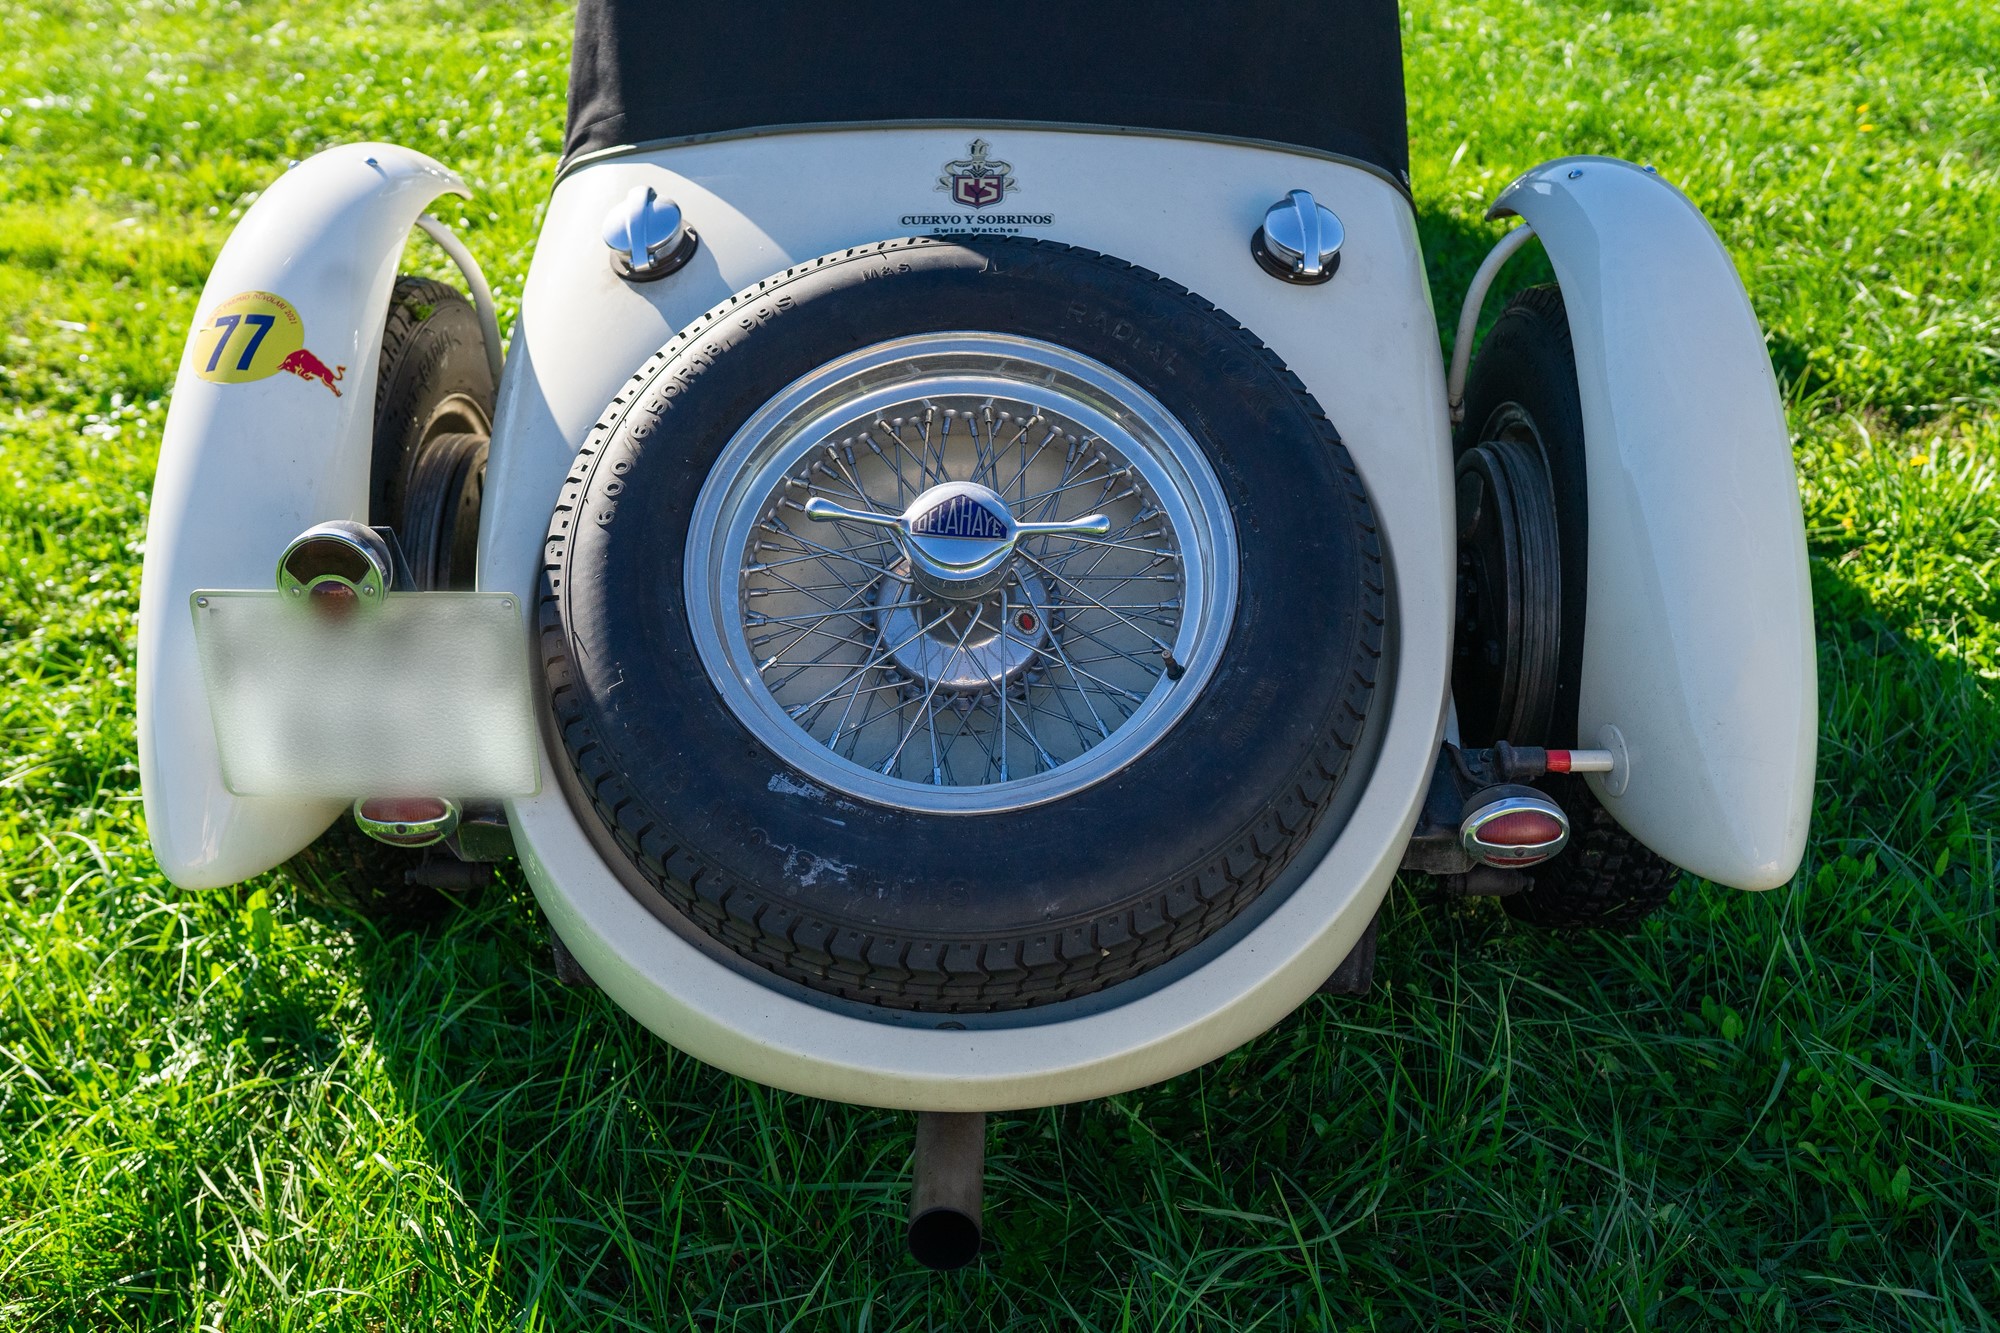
1545, 748, 1615, 775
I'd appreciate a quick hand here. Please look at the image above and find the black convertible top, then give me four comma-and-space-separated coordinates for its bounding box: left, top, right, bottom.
563, 1, 1409, 184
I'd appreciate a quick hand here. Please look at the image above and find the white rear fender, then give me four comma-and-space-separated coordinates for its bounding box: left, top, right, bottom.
1490, 157, 1815, 891
138, 144, 469, 889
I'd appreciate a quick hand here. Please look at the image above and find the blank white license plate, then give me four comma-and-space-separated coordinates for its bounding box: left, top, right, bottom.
190, 590, 541, 799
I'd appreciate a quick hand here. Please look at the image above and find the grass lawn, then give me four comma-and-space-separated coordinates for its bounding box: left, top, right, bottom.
3, 0, 1997, 1327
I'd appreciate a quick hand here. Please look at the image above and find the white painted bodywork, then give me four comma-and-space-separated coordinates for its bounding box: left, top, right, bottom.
1491, 157, 1816, 891
135, 129, 1815, 1107
137, 144, 469, 889
481, 128, 1455, 1109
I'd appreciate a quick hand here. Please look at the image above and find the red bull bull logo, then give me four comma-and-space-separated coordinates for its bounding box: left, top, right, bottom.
277, 348, 345, 397
191, 291, 342, 396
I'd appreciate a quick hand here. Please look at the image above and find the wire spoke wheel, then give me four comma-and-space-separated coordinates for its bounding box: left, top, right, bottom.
685, 334, 1237, 814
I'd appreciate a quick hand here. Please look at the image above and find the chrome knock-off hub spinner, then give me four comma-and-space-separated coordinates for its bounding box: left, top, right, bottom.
805, 479, 1108, 600
687, 333, 1238, 814
873, 566, 1054, 694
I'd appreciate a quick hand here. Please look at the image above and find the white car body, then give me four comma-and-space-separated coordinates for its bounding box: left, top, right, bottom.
137, 127, 1813, 1110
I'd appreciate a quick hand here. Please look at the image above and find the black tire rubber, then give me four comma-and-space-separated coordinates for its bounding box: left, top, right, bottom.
1454, 285, 1678, 929
1454, 286, 1589, 751
541, 236, 1387, 1012
286, 275, 496, 922
1508, 773, 1681, 929
1453, 436, 1562, 745
370, 276, 495, 589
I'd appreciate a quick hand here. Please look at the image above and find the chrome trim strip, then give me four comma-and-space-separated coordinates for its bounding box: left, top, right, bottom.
555, 119, 1415, 201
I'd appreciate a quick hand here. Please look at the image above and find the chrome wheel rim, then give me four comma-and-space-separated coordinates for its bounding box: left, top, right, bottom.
684, 333, 1238, 814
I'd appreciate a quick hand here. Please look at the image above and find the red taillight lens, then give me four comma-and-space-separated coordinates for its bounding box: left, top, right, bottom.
357, 796, 451, 825
307, 580, 359, 618
1475, 809, 1564, 847
1461, 793, 1571, 868
353, 796, 459, 847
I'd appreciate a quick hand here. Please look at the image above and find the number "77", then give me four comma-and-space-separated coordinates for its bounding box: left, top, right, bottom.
203, 312, 276, 372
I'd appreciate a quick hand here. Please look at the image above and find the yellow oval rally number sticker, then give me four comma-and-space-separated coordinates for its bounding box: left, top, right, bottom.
191, 291, 345, 396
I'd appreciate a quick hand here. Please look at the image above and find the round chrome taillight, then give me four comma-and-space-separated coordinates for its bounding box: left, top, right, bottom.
276, 520, 393, 609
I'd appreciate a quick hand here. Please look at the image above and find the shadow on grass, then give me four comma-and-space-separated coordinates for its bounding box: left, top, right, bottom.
328, 559, 1999, 1330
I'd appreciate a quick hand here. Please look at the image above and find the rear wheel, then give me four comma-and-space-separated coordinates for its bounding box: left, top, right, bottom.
370, 276, 493, 590
1454, 285, 1677, 929
286, 276, 498, 921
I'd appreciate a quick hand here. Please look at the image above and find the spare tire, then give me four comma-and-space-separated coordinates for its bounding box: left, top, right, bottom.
540, 237, 1385, 1012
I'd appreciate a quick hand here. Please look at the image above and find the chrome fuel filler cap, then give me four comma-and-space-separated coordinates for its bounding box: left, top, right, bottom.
1253, 188, 1345, 284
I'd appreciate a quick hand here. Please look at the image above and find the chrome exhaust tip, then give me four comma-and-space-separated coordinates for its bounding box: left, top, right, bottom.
908, 1111, 984, 1271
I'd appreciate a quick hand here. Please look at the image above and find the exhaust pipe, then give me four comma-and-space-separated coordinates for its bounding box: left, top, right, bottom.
908, 1111, 984, 1270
